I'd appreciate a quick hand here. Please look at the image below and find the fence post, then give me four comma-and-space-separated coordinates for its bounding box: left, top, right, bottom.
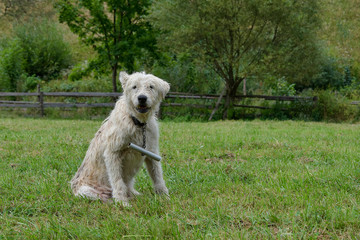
37, 84, 44, 117
243, 78, 246, 96
157, 105, 163, 120
208, 88, 226, 121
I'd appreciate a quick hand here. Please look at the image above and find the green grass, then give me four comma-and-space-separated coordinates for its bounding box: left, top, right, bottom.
0, 118, 360, 239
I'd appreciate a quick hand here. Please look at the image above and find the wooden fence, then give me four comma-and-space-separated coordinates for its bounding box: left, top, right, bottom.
0, 85, 322, 119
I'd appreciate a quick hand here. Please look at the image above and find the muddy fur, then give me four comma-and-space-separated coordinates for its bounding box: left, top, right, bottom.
70, 72, 170, 206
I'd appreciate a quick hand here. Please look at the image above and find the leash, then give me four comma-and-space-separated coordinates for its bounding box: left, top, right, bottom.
129, 116, 161, 161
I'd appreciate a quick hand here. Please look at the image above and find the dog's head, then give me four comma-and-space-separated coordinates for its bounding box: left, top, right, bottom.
120, 72, 170, 115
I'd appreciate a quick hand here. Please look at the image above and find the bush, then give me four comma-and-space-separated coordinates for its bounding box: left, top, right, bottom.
68, 61, 91, 81
282, 89, 359, 122
0, 20, 73, 91
14, 19, 73, 80
264, 76, 296, 96
24, 75, 42, 91
340, 76, 360, 100
310, 58, 354, 90
0, 39, 25, 91
43, 77, 113, 93
312, 90, 359, 122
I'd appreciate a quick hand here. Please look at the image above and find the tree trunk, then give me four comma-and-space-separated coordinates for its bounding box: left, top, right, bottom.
112, 64, 118, 93
111, 64, 119, 102
222, 81, 242, 120
112, 8, 118, 95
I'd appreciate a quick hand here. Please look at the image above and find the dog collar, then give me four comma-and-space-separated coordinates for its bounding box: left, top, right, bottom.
131, 116, 147, 151
131, 116, 146, 127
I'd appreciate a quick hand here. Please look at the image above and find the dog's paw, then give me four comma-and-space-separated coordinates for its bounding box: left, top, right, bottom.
114, 198, 132, 208
130, 189, 142, 196
154, 185, 169, 198
113, 193, 131, 207
127, 189, 141, 199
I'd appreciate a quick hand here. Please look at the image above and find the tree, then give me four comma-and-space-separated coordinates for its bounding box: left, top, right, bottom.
56, 0, 157, 92
150, 0, 320, 119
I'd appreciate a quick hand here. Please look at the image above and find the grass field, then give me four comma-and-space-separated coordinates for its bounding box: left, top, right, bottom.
0, 118, 359, 239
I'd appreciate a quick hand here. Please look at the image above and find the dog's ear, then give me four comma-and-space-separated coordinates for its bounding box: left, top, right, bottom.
119, 72, 129, 89
155, 77, 170, 100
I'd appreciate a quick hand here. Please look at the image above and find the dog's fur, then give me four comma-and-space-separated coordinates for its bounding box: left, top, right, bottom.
70, 72, 170, 206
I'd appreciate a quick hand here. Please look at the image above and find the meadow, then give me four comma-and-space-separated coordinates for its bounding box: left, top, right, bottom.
0, 117, 359, 239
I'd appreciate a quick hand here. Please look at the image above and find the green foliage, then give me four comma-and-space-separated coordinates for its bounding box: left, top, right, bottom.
24, 75, 42, 91
312, 90, 359, 122
151, 53, 221, 94
150, 0, 321, 118
68, 61, 91, 81
309, 57, 354, 90
14, 19, 73, 80
259, 40, 323, 91
0, 39, 25, 91
56, 0, 157, 91
262, 89, 359, 122
0, 19, 73, 91
340, 76, 360, 100
319, 0, 360, 79
264, 76, 296, 96
43, 76, 113, 93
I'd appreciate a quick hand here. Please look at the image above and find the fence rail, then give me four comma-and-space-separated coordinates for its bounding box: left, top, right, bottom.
0, 87, 325, 118
0, 91, 318, 100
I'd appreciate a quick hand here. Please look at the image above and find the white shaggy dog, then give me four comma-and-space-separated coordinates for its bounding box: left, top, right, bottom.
71, 72, 170, 206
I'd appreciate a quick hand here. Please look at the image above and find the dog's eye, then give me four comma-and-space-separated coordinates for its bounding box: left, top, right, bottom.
132, 86, 137, 89
150, 85, 154, 89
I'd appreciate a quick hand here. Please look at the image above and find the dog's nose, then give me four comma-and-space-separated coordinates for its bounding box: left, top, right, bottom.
138, 95, 147, 104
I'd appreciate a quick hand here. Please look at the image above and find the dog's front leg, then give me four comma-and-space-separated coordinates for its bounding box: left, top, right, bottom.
104, 149, 129, 206
145, 158, 169, 196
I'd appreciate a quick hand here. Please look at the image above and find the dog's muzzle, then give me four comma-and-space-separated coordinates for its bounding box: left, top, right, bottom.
136, 106, 150, 113
136, 95, 150, 113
